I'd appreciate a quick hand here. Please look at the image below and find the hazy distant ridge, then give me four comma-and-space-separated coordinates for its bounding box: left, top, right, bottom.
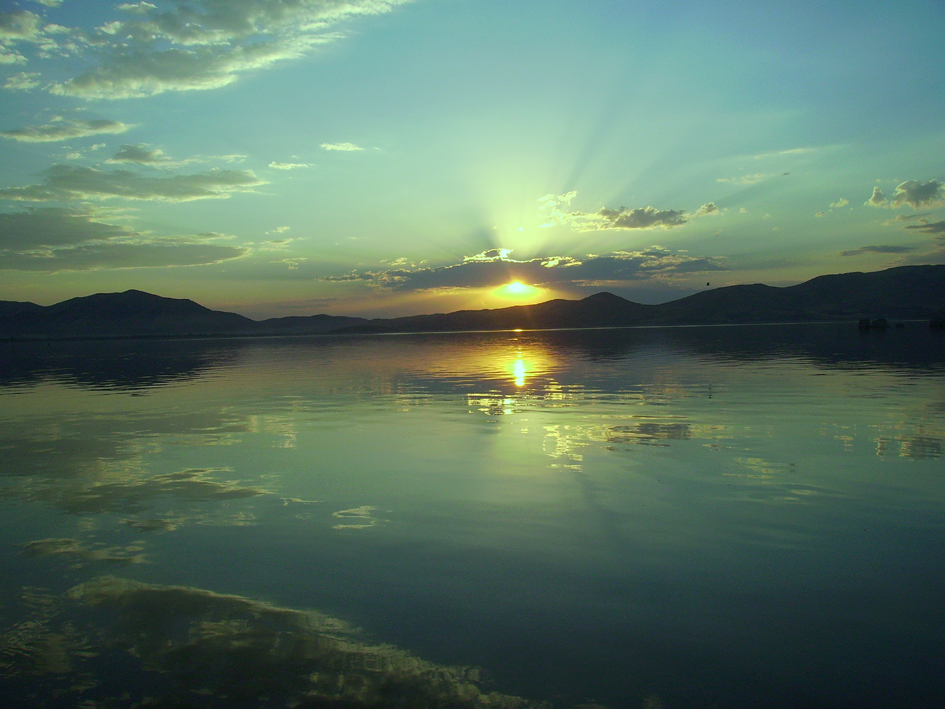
1, 265, 943, 339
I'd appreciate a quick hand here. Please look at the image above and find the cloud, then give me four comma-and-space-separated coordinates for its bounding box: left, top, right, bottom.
717, 174, 767, 184
904, 220, 945, 236
0, 50, 26, 65
116, 2, 157, 13
269, 161, 311, 170
3, 71, 41, 90
891, 180, 945, 209
886, 213, 930, 224
539, 192, 719, 232
537, 191, 577, 227
0, 208, 248, 272
839, 244, 917, 256
50, 40, 327, 99
830, 198, 849, 208
0, 117, 134, 142
0, 10, 43, 42
0, 207, 135, 250
694, 202, 719, 217
465, 248, 513, 262
595, 206, 689, 229
324, 247, 726, 292
106, 143, 166, 164
866, 186, 887, 207
104, 143, 200, 168
866, 180, 945, 209
321, 142, 364, 151
260, 237, 297, 251
0, 164, 264, 202
752, 147, 816, 160
41, 1, 415, 99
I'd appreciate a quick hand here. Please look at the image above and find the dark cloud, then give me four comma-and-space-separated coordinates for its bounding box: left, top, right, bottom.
539, 192, 719, 231
0, 164, 263, 202
866, 180, 945, 209
325, 249, 726, 292
904, 220, 945, 236
0, 208, 136, 249
0, 118, 133, 142
0, 208, 248, 271
839, 244, 917, 256
597, 206, 688, 229
892, 180, 945, 209
887, 213, 931, 223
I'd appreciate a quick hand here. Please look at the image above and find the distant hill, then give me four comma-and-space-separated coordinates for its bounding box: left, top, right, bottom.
348, 264, 945, 333
1, 265, 943, 340
0, 290, 367, 339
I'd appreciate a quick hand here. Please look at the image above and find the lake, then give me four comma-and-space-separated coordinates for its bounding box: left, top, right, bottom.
1, 324, 943, 709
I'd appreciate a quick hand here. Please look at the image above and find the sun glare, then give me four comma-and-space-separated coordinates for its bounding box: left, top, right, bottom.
501, 281, 534, 296
513, 356, 527, 387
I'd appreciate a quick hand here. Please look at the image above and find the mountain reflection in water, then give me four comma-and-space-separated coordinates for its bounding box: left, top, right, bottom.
1, 324, 943, 708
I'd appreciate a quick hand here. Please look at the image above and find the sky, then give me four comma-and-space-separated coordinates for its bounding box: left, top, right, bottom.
1, 0, 944, 319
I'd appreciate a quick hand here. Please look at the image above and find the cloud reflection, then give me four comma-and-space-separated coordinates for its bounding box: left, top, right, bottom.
0, 576, 543, 708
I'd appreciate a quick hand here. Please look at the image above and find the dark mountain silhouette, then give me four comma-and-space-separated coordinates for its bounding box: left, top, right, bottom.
0, 290, 366, 339
1, 265, 943, 340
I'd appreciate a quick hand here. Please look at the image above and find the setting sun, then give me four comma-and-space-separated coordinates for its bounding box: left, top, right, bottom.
500, 281, 535, 296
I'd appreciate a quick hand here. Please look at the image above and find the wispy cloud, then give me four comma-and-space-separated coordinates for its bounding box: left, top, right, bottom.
717, 174, 768, 184
3, 71, 41, 90
0, 164, 264, 202
0, 117, 133, 142
839, 244, 916, 256
36, 1, 415, 99
904, 220, 945, 235
269, 161, 311, 170
321, 142, 364, 151
104, 143, 203, 168
752, 147, 816, 160
106, 143, 167, 164
0, 208, 248, 272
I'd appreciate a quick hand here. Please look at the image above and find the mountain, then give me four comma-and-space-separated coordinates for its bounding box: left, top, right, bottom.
351, 265, 945, 333
1, 265, 943, 340
0, 290, 366, 339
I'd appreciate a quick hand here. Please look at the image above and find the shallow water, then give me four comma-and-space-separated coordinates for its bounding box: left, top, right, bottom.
1, 324, 943, 708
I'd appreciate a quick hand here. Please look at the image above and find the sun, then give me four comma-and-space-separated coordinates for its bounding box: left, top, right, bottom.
502, 281, 532, 295
488, 280, 548, 306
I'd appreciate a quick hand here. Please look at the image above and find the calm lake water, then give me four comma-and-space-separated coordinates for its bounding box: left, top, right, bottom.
1, 324, 944, 709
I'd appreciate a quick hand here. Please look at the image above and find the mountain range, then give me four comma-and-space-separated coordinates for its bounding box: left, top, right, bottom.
2, 264, 944, 340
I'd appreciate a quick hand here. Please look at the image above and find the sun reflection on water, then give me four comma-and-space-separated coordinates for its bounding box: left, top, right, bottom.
513, 355, 527, 387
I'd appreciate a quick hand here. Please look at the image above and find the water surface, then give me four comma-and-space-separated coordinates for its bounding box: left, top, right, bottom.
1, 324, 943, 708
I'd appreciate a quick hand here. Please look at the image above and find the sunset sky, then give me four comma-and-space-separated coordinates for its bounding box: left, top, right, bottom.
1, 0, 944, 318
